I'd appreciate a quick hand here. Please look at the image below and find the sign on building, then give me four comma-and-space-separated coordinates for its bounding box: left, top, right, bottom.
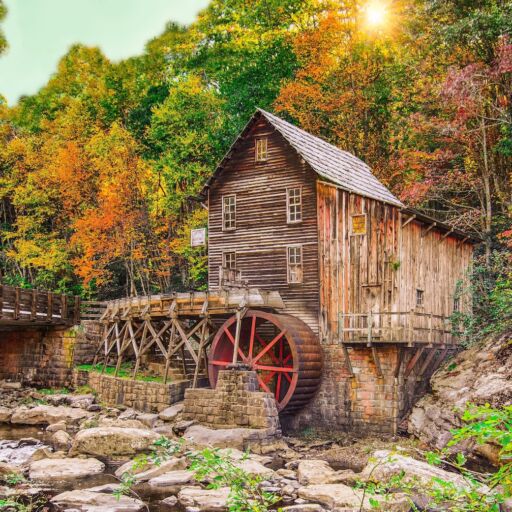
191, 228, 207, 247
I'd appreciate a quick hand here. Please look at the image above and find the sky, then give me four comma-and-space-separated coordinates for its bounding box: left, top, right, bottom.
0, 0, 210, 105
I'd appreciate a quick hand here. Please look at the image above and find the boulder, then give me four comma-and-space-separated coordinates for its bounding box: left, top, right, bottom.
71, 427, 159, 457
51, 489, 144, 511
184, 424, 267, 450
178, 486, 231, 511
137, 413, 159, 428
0, 407, 12, 423
0, 461, 20, 477
96, 417, 149, 429
51, 430, 71, 451
45, 394, 95, 409
149, 469, 195, 487
29, 457, 105, 480
297, 459, 347, 485
360, 450, 469, 488
159, 403, 184, 422
408, 331, 512, 465
11, 405, 89, 426
282, 505, 325, 512
46, 421, 67, 432
115, 457, 186, 481
298, 484, 410, 511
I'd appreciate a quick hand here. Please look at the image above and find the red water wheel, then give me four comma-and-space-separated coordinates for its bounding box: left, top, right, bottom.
208, 310, 322, 413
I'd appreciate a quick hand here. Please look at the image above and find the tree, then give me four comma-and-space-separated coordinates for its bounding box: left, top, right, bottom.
0, 0, 7, 55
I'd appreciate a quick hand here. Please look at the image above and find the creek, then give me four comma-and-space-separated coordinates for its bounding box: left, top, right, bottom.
0, 425, 182, 511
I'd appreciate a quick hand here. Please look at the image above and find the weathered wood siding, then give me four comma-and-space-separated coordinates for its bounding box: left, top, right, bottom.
317, 181, 473, 344
208, 117, 320, 332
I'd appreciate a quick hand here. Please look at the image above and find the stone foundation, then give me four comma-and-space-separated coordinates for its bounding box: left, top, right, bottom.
183, 369, 281, 434
0, 321, 100, 389
74, 370, 208, 413
283, 344, 438, 435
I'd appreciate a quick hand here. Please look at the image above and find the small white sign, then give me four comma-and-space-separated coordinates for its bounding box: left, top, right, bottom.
191, 228, 207, 247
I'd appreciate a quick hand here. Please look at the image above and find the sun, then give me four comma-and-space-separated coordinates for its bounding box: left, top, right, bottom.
364, 1, 388, 28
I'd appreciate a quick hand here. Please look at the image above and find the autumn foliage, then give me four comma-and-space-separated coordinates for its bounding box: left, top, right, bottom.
0, 0, 510, 303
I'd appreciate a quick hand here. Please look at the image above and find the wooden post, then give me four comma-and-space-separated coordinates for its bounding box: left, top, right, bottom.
74, 296, 81, 324
14, 287, 20, 320
366, 309, 373, 347
232, 309, 242, 365
0, 284, 4, 319
31, 289, 37, 321
47, 292, 53, 321
428, 313, 433, 346
61, 294, 68, 323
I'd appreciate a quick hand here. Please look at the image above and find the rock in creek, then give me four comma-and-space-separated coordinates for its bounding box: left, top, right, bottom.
297, 459, 353, 485
183, 424, 270, 450
298, 484, 410, 511
11, 405, 90, 426
44, 394, 96, 409
360, 449, 469, 488
0, 407, 12, 423
159, 402, 184, 422
29, 457, 105, 480
51, 488, 144, 512
148, 469, 196, 487
178, 486, 231, 511
71, 427, 159, 457
115, 456, 186, 481
51, 430, 71, 451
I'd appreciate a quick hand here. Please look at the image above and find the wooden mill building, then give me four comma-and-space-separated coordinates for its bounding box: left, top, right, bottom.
95, 109, 476, 434
200, 109, 476, 433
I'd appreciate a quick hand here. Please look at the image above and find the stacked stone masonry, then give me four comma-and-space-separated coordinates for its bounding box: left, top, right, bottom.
74, 370, 208, 413
183, 369, 281, 434
284, 344, 439, 435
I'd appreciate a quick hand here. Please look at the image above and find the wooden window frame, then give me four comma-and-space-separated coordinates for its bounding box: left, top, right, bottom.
287, 187, 303, 224
222, 194, 236, 231
416, 289, 424, 307
223, 251, 236, 270
255, 138, 268, 162
453, 296, 460, 313
351, 213, 367, 236
287, 245, 303, 284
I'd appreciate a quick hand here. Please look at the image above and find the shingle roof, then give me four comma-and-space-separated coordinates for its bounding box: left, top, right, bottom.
258, 109, 403, 207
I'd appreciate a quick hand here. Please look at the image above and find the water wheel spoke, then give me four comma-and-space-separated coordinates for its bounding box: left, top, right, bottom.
211, 360, 230, 367
252, 329, 287, 364
223, 327, 248, 362
248, 315, 256, 359
254, 364, 296, 373
276, 373, 283, 401
256, 373, 271, 394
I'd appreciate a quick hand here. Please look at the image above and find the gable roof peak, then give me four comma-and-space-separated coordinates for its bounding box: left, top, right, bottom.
256, 108, 403, 207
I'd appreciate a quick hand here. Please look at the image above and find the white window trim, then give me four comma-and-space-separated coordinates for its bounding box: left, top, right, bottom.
287, 244, 303, 284
286, 187, 303, 224
255, 138, 268, 162
222, 194, 236, 231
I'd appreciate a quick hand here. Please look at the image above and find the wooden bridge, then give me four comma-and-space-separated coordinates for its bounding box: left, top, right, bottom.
0, 284, 81, 330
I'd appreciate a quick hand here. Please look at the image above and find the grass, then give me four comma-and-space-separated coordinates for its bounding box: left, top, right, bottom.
38, 387, 70, 395
76, 363, 165, 383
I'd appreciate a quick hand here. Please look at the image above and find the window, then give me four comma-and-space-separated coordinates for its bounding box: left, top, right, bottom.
287, 187, 302, 223
255, 138, 268, 162
453, 297, 460, 312
416, 289, 424, 307
222, 195, 236, 231
223, 252, 236, 270
351, 214, 367, 235
287, 245, 303, 284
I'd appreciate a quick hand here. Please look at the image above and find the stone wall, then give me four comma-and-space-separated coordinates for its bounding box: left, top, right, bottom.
0, 321, 100, 389
283, 344, 439, 435
183, 369, 281, 434
74, 370, 208, 413
0, 328, 77, 388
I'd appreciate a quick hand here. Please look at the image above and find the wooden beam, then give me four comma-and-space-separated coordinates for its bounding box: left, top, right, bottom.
404, 347, 425, 378
341, 343, 354, 377
421, 221, 437, 237
371, 346, 383, 378
401, 214, 416, 229
417, 348, 438, 381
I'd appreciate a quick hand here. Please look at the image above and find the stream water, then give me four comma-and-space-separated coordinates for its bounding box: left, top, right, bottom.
0, 425, 183, 511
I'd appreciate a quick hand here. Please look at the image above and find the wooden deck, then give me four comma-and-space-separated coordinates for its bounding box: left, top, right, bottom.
0, 284, 80, 330
98, 288, 285, 322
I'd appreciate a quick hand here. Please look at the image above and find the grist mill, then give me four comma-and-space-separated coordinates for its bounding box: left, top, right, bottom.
0, 109, 477, 434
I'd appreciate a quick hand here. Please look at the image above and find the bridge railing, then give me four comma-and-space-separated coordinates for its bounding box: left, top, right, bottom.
0, 285, 80, 326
